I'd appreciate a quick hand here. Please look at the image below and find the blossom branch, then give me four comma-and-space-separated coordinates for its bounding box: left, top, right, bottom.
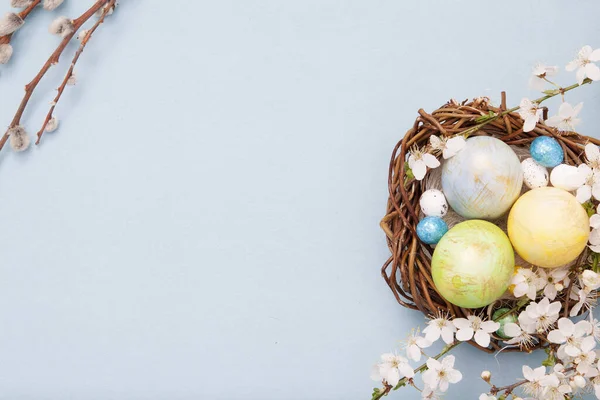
0, 0, 110, 151
36, 0, 116, 144
464, 78, 593, 138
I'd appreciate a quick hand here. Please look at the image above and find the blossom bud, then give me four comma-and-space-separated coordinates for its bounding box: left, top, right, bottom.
8, 125, 30, 152
45, 117, 59, 133
0, 12, 24, 36
572, 375, 586, 388
480, 370, 491, 382
43, 0, 64, 11
48, 16, 74, 37
0, 43, 13, 64
66, 70, 77, 86
555, 283, 564, 291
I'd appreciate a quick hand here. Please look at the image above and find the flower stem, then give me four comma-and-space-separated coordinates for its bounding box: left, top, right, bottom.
461, 78, 593, 138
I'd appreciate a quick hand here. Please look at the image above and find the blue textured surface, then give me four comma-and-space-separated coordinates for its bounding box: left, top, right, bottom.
530, 136, 565, 168
0, 1, 599, 399
417, 216, 448, 245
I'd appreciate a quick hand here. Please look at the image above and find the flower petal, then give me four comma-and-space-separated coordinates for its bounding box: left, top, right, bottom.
474, 330, 491, 348
422, 153, 440, 169
412, 161, 427, 180
503, 323, 521, 337
455, 327, 474, 341
590, 49, 600, 62
566, 60, 579, 72
547, 329, 566, 344
452, 318, 471, 330
576, 67, 587, 85
586, 63, 600, 81
480, 320, 500, 333
523, 115, 537, 132
577, 185, 592, 203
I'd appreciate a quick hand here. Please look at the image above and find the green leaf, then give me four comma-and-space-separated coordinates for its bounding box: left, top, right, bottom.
541, 349, 556, 367
583, 201, 596, 217
543, 89, 559, 95
405, 166, 415, 181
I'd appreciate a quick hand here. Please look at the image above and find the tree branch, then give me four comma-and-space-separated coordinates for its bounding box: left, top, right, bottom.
36, 0, 116, 144
0, 0, 110, 151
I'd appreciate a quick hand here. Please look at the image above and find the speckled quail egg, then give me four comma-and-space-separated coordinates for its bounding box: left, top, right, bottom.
419, 189, 448, 217
521, 158, 549, 189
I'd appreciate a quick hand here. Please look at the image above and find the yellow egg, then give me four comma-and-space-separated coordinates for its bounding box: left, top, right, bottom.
507, 187, 589, 268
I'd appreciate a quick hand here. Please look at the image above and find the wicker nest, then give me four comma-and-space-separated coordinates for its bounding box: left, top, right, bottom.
380, 93, 600, 353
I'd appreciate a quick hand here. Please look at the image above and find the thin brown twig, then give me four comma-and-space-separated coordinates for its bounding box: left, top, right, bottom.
0, 0, 43, 45
0, 0, 110, 152
36, 0, 116, 144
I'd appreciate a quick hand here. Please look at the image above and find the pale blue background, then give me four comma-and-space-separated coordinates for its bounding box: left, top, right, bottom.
0, 1, 599, 399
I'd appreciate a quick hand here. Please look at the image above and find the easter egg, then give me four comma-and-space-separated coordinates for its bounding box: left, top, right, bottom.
431, 220, 515, 308
507, 187, 589, 268
420, 189, 448, 217
521, 158, 549, 189
441, 136, 523, 220
417, 216, 448, 245
492, 308, 518, 339
530, 136, 564, 168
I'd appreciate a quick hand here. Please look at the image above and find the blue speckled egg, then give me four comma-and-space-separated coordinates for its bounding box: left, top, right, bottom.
530, 136, 564, 168
417, 216, 448, 245
441, 136, 523, 220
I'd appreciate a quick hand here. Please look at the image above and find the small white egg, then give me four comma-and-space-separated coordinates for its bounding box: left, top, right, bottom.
521, 158, 549, 189
419, 189, 448, 217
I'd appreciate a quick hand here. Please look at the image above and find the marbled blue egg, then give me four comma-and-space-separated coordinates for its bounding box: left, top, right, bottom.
417, 216, 448, 245
441, 136, 523, 220
530, 136, 564, 168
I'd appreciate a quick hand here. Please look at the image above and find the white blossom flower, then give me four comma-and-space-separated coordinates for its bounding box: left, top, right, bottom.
589, 219, 600, 253
0, 43, 13, 64
43, 0, 64, 10
453, 315, 499, 348
370, 353, 414, 386
504, 322, 536, 348
8, 125, 30, 152
422, 355, 462, 392
48, 16, 74, 37
403, 332, 432, 362
586, 143, 600, 170
548, 318, 592, 357
574, 163, 600, 203
479, 394, 496, 400
0, 12, 24, 36
518, 98, 543, 132
522, 365, 557, 398
590, 317, 600, 341
574, 336, 597, 374
537, 267, 570, 300
45, 117, 59, 133
429, 135, 466, 159
570, 286, 597, 317
550, 164, 587, 192
421, 385, 441, 400
582, 270, 600, 291
529, 63, 559, 91
423, 312, 456, 345
566, 45, 600, 85
546, 102, 583, 132
518, 297, 561, 334
511, 267, 545, 300
551, 364, 573, 395
408, 147, 440, 181
11, 0, 34, 7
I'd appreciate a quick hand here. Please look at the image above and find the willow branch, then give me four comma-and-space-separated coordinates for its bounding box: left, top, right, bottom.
0, 0, 42, 45
36, 0, 116, 144
0, 0, 110, 151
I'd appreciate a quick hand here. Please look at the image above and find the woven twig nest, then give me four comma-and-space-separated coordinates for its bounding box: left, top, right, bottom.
380, 93, 600, 353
